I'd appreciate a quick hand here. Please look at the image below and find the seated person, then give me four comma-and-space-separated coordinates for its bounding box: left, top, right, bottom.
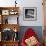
21, 28, 41, 46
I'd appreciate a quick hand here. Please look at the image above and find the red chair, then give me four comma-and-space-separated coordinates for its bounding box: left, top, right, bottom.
21, 28, 41, 46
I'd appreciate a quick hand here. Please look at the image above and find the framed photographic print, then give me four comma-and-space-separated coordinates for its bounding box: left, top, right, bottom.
2, 10, 9, 15
23, 7, 37, 21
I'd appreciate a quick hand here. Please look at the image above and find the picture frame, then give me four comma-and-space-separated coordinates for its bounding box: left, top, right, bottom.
23, 7, 37, 21
2, 10, 9, 15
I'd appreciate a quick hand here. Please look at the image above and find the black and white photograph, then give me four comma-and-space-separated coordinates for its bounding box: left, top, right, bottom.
23, 7, 37, 21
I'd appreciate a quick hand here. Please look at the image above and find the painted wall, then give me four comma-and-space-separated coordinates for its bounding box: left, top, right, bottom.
0, 0, 44, 26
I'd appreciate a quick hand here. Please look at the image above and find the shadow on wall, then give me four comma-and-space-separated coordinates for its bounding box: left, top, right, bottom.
18, 26, 43, 44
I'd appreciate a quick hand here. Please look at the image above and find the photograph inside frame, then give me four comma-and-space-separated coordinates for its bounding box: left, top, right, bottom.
23, 7, 37, 21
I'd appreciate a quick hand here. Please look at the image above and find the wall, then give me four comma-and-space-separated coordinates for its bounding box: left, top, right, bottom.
18, 0, 44, 26
0, 0, 44, 26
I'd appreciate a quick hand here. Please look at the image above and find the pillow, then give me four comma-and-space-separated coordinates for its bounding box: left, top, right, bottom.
25, 36, 38, 46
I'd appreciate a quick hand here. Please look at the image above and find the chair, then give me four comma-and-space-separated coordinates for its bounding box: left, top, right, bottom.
21, 28, 41, 46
